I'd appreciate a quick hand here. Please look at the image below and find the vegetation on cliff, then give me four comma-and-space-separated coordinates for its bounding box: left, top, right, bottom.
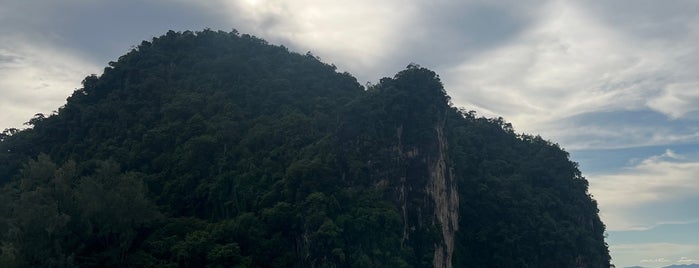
0, 30, 610, 267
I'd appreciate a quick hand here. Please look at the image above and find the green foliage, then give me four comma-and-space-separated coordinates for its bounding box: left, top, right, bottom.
0, 154, 159, 267
0, 30, 610, 267
447, 109, 609, 267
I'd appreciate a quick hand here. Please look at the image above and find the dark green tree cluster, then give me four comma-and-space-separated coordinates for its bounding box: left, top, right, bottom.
0, 154, 159, 267
446, 114, 609, 267
0, 30, 610, 267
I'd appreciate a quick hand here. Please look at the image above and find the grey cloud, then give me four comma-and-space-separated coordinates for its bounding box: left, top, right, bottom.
0, 53, 20, 65
0, 1, 231, 63
580, 0, 699, 40
213, 0, 549, 83
393, 1, 548, 71
0, 1, 234, 129
588, 149, 699, 230
574, 1, 699, 121
541, 109, 699, 150
564, 110, 699, 131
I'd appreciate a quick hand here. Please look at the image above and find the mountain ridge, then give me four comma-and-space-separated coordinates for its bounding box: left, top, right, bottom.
663, 264, 699, 268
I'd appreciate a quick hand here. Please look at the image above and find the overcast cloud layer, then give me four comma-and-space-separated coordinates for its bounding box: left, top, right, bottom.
1, 1, 698, 267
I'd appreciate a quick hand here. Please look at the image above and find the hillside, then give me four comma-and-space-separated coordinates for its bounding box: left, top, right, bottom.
664, 264, 699, 268
0, 30, 610, 267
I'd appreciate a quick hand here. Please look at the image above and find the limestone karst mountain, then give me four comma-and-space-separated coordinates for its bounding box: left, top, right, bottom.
0, 30, 610, 267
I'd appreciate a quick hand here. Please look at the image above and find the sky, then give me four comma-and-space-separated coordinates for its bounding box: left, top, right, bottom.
1, 1, 698, 267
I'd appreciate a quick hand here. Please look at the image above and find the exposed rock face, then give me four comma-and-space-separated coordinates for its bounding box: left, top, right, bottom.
390, 112, 459, 268
428, 120, 459, 268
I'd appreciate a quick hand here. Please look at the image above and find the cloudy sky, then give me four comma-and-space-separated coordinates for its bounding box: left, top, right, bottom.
1, 1, 698, 267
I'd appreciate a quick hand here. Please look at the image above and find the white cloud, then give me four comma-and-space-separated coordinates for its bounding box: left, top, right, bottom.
0, 1, 228, 131
588, 150, 699, 230
209, 0, 417, 81
208, 0, 549, 86
444, 1, 666, 133
0, 36, 97, 129
440, 0, 699, 151
592, 149, 699, 206
640, 257, 670, 264
648, 82, 699, 119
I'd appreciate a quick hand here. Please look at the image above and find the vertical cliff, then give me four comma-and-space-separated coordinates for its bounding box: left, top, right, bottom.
428, 119, 459, 268
395, 111, 459, 268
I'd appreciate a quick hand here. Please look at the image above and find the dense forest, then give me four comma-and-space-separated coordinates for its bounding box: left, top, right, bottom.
0, 30, 610, 267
